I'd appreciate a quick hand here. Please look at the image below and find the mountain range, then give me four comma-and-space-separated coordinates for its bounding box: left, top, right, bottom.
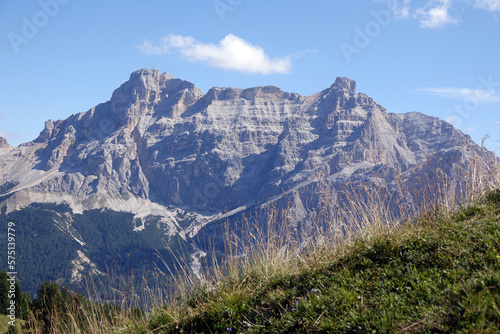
0, 69, 495, 295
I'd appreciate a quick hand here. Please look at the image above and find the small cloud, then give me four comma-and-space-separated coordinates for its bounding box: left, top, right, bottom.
383, 0, 411, 19
418, 87, 500, 103
472, 0, 500, 11
137, 34, 293, 75
395, 1, 411, 19
446, 114, 461, 126
466, 126, 477, 132
376, 0, 499, 27
0, 131, 21, 139
291, 48, 319, 58
137, 39, 171, 55
415, 0, 460, 28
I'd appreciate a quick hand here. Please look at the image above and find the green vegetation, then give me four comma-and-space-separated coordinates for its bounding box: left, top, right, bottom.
0, 182, 18, 197
0, 271, 28, 333
0, 276, 141, 333
25, 281, 142, 334
72, 209, 191, 275
131, 188, 500, 333
0, 315, 25, 334
0, 204, 77, 295
0, 204, 192, 297
0, 272, 30, 321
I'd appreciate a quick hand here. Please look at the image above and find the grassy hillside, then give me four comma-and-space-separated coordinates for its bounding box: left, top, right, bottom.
0, 315, 24, 333
123, 189, 500, 333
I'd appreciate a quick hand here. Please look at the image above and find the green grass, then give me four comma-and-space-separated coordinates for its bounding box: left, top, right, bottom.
133, 189, 500, 333
0, 315, 24, 333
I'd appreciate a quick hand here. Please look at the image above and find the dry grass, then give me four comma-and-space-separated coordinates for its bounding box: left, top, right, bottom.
20, 146, 500, 333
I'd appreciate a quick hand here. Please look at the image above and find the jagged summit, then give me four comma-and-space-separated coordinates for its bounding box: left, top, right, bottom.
0, 136, 10, 149
204, 86, 244, 101
108, 69, 360, 115
330, 77, 356, 94
112, 68, 197, 101
109, 69, 203, 118
131, 68, 174, 80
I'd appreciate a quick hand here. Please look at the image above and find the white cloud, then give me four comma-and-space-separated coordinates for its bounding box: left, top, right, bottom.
291, 48, 319, 58
473, 0, 500, 11
137, 34, 292, 75
396, 1, 412, 18
0, 131, 21, 139
419, 86, 500, 103
415, 0, 460, 28
376, 0, 500, 28
387, 0, 412, 19
445, 114, 462, 126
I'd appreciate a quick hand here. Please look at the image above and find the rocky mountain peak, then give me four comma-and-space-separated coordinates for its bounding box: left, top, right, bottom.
34, 119, 67, 143
111, 69, 173, 103
241, 86, 284, 100
330, 77, 356, 95
128, 68, 175, 88
204, 87, 243, 101
0, 136, 10, 148
110, 69, 203, 118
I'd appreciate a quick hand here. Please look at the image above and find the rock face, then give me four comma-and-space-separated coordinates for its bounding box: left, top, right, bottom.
0, 137, 9, 149
0, 69, 494, 243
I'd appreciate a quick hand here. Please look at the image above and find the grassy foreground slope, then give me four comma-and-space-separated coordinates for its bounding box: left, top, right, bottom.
0, 315, 24, 333
132, 189, 500, 333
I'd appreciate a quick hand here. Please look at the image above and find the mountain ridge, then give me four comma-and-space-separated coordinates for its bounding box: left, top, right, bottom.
0, 69, 496, 292
0, 69, 485, 217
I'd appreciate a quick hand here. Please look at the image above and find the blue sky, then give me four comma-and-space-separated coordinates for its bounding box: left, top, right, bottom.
0, 0, 499, 152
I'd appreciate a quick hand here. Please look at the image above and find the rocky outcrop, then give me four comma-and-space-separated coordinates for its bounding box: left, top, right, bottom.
0, 137, 9, 149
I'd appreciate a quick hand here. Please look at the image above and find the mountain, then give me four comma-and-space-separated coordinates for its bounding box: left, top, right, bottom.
0, 69, 495, 295
0, 137, 10, 149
